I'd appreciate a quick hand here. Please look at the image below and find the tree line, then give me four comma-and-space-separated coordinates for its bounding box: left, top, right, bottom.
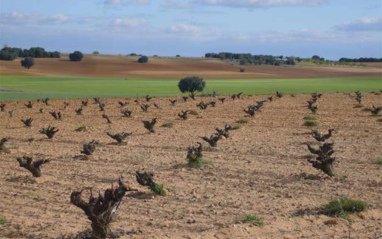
205, 52, 296, 66
339, 57, 382, 63
0, 47, 60, 61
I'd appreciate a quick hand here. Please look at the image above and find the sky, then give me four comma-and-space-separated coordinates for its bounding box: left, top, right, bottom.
0, 0, 381, 59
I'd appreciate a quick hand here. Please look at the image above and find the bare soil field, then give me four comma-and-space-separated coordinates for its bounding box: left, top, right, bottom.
0, 93, 381, 239
0, 55, 380, 79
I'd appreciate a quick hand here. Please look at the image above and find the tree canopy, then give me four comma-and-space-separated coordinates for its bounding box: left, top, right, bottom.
0, 47, 60, 61
138, 56, 148, 63
205, 52, 295, 66
21, 57, 35, 69
178, 76, 206, 93
69, 51, 84, 62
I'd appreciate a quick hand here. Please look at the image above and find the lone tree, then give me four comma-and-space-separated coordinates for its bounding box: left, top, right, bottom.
138, 55, 148, 63
21, 57, 35, 69
69, 51, 84, 62
178, 76, 206, 96
17, 156, 50, 177
71, 177, 136, 239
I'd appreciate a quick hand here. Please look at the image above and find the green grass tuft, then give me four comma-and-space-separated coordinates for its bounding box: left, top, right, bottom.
0, 217, 7, 225
376, 158, 382, 165
189, 110, 199, 115
75, 125, 88, 132
322, 197, 367, 218
161, 121, 176, 128
152, 184, 164, 195
303, 120, 321, 127
236, 119, 249, 124
303, 115, 317, 121
231, 125, 241, 130
188, 157, 205, 168
241, 214, 263, 226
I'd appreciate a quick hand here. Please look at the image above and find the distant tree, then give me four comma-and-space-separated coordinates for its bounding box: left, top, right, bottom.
153, 55, 159, 57
178, 76, 206, 94
286, 58, 296, 65
21, 57, 35, 69
69, 51, 84, 62
29, 47, 46, 58
130, 53, 137, 56
0, 49, 18, 60
176, 55, 181, 57
0, 47, 60, 60
49, 51, 61, 58
93, 51, 100, 55
138, 55, 148, 63
312, 55, 321, 60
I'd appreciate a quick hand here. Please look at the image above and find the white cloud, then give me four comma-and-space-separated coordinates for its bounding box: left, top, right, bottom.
161, 1, 195, 10
0, 12, 70, 25
111, 17, 146, 27
335, 17, 382, 32
103, 0, 150, 6
166, 23, 221, 40
192, 0, 324, 9
229, 29, 380, 45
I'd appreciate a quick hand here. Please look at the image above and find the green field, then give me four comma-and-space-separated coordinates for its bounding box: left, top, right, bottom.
0, 76, 381, 101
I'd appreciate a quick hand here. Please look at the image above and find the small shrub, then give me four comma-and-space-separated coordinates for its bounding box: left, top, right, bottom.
0, 217, 6, 225
161, 121, 176, 128
236, 119, 249, 124
322, 197, 367, 218
240, 68, 245, 72
241, 214, 263, 226
376, 158, 382, 165
303, 120, 321, 127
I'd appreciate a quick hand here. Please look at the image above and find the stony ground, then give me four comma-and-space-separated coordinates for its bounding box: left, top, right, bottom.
0, 93, 381, 239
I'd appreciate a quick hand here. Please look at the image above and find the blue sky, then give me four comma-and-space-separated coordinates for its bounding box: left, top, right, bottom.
0, 0, 381, 59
